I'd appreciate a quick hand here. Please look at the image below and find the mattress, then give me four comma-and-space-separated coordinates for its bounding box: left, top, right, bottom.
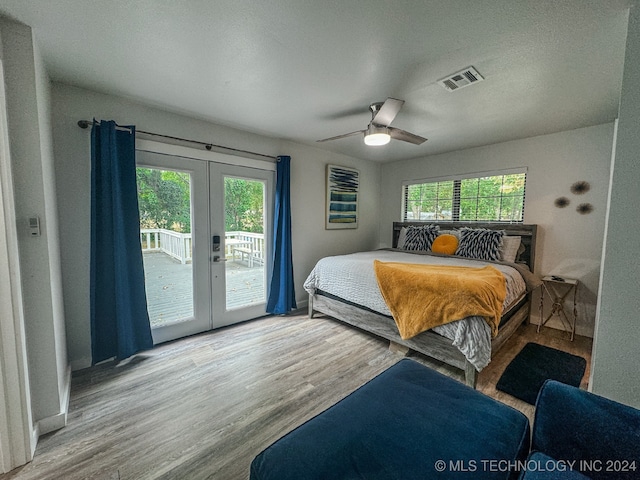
303, 249, 528, 371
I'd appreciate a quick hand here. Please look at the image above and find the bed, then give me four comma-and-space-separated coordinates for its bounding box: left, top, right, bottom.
305, 221, 539, 388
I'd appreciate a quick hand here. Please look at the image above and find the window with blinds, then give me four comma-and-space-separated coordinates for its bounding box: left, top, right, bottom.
403, 170, 526, 223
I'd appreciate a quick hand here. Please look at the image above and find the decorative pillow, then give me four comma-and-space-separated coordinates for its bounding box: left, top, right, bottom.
499, 236, 521, 263
402, 225, 440, 251
396, 227, 408, 248
456, 228, 505, 261
431, 234, 459, 255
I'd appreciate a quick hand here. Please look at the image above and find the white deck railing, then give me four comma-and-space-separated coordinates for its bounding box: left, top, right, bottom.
140, 229, 265, 266
141, 228, 193, 264
225, 231, 266, 266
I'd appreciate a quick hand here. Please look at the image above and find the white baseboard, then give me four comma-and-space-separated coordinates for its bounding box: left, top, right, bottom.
295, 298, 308, 310
70, 356, 91, 372
36, 365, 71, 436
29, 425, 38, 458
528, 317, 594, 338
36, 412, 66, 436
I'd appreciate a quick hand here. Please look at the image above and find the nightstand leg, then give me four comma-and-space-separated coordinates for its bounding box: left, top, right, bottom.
571, 283, 578, 341
537, 284, 544, 333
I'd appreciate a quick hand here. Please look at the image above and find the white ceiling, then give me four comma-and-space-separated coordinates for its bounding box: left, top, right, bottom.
0, 1, 632, 162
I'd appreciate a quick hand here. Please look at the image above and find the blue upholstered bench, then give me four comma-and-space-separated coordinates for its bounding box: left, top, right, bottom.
519, 380, 640, 480
251, 359, 530, 479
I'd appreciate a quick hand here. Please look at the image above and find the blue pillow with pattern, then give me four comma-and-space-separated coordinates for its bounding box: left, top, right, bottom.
456, 228, 504, 261
402, 225, 440, 251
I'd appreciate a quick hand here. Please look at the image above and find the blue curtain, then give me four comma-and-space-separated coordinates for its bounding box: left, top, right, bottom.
90, 120, 153, 364
267, 155, 297, 314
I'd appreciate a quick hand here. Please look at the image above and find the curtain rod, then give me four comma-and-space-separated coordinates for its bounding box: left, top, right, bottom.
77, 120, 279, 162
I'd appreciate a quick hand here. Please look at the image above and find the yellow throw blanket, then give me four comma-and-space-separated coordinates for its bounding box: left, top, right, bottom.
373, 261, 506, 340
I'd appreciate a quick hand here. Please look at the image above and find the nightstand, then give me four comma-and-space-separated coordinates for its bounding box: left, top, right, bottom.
538, 276, 579, 341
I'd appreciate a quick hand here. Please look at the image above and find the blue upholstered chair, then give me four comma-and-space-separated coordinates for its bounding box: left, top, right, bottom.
519, 380, 640, 480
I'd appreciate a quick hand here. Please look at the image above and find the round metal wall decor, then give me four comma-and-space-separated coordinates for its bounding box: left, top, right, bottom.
554, 197, 570, 208
576, 203, 594, 215
570, 181, 590, 195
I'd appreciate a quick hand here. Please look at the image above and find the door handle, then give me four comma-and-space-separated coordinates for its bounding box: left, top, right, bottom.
213, 255, 227, 262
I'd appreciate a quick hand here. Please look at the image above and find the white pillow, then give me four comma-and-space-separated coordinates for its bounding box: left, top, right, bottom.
439, 229, 460, 239
500, 236, 522, 263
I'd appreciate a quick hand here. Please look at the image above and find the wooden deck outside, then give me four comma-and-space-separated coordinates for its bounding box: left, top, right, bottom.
143, 252, 265, 328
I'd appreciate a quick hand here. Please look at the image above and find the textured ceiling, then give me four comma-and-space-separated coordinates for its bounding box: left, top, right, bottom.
0, 0, 632, 162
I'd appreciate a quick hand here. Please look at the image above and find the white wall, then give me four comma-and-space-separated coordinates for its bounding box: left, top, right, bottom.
283, 140, 381, 300
591, 6, 640, 408
51, 83, 380, 370
0, 53, 36, 470
380, 123, 614, 337
32, 38, 69, 413
0, 18, 69, 434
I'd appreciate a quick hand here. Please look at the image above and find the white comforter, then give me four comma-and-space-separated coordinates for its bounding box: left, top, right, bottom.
303, 250, 527, 371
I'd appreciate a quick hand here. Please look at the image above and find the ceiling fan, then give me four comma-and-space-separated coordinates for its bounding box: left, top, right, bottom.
317, 98, 427, 146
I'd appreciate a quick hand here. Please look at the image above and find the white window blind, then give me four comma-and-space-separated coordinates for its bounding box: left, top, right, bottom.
402, 169, 527, 223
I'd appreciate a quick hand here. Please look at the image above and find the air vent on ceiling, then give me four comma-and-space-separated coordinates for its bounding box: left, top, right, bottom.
438, 66, 484, 92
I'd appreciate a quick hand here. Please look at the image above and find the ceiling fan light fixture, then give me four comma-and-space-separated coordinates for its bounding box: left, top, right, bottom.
364, 125, 391, 146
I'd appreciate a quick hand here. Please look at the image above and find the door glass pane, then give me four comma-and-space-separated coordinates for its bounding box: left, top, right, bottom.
137, 167, 194, 327
224, 177, 266, 310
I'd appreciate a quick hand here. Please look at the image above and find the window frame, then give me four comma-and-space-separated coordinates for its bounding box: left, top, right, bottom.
402, 167, 527, 223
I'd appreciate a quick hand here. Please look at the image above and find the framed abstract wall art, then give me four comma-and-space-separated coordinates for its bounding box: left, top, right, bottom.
326, 165, 359, 229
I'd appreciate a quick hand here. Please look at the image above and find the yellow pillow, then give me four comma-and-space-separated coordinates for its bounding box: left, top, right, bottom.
431, 234, 459, 255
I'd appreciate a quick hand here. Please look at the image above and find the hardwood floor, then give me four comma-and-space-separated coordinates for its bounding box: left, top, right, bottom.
477, 322, 592, 424
1, 314, 592, 480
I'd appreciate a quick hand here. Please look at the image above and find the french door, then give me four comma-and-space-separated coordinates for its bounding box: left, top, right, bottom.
209, 162, 273, 327
136, 150, 273, 344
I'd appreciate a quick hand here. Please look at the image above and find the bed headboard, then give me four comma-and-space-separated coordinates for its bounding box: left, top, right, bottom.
392, 222, 538, 272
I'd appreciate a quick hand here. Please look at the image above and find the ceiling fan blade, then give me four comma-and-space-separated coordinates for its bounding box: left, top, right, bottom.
317, 130, 364, 142
372, 98, 405, 126
389, 127, 427, 145
322, 106, 369, 120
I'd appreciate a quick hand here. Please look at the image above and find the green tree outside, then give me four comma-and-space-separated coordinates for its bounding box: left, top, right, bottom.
460, 174, 525, 221
224, 178, 264, 234
136, 168, 265, 234
406, 180, 454, 220
405, 173, 525, 222
137, 168, 191, 232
